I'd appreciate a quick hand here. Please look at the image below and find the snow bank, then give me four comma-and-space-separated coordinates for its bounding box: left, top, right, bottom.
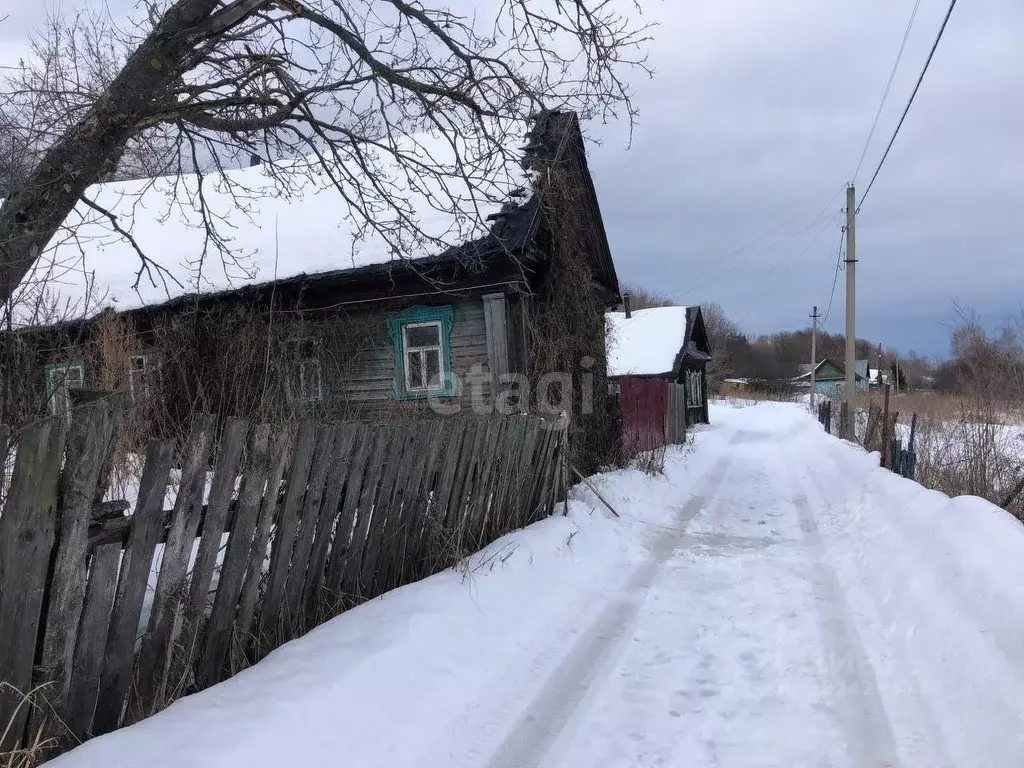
605, 306, 688, 377
50, 424, 729, 768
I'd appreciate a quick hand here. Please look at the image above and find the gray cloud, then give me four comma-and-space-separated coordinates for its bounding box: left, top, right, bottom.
588, 0, 1024, 358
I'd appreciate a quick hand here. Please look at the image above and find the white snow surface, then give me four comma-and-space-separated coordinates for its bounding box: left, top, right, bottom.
606, 306, 688, 377
17, 133, 524, 321
52, 402, 1024, 768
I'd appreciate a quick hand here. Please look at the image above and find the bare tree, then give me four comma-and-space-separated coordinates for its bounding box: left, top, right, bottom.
618, 282, 672, 310
0, 0, 651, 309
700, 301, 739, 389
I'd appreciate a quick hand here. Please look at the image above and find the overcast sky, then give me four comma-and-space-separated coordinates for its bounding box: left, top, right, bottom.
3, 0, 1021, 358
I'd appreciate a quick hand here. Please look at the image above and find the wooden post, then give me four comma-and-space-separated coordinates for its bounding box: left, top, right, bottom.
35, 398, 123, 745
0, 419, 64, 752
880, 384, 891, 469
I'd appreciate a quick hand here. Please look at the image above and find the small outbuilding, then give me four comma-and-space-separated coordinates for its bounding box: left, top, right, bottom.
605, 304, 711, 425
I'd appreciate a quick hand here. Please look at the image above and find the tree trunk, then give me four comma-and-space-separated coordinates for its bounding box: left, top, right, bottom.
0, 0, 224, 305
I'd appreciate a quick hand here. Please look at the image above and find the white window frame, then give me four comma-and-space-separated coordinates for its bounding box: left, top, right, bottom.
128, 353, 157, 402
285, 337, 324, 404
293, 356, 324, 403
46, 362, 85, 418
402, 320, 445, 393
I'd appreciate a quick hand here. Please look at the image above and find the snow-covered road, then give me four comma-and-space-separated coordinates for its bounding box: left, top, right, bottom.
52, 402, 1024, 768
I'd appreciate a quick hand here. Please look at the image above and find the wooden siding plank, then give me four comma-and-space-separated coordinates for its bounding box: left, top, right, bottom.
92, 438, 176, 736
0, 419, 64, 752
483, 293, 510, 396
198, 424, 271, 688
259, 422, 318, 642
134, 415, 216, 717
36, 400, 122, 738
65, 543, 121, 742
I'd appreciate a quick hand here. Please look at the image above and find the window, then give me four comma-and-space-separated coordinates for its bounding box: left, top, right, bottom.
686, 369, 703, 408
45, 362, 85, 419
294, 358, 324, 402
403, 322, 443, 392
128, 354, 158, 401
285, 337, 324, 403
388, 306, 455, 399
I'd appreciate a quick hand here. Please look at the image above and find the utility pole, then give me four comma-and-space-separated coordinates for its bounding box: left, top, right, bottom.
810, 305, 820, 412
843, 183, 857, 440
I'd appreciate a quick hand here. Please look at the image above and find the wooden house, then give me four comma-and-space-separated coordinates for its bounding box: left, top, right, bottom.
2, 111, 620, 455
605, 303, 712, 425
792, 358, 866, 393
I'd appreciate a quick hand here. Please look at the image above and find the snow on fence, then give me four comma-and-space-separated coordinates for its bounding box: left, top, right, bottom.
618, 377, 687, 451
0, 400, 567, 761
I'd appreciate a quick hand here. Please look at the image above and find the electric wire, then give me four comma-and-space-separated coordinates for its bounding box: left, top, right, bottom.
858, 0, 958, 210
853, 0, 923, 181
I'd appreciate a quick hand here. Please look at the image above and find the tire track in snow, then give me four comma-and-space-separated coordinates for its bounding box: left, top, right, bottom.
477, 455, 733, 768
774, 444, 904, 768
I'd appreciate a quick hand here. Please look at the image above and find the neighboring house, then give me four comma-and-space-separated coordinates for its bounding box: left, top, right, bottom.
793, 358, 866, 393
605, 304, 711, 425
1, 111, 620, 438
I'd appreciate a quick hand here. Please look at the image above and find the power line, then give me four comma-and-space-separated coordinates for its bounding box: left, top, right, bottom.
821, 228, 846, 325
858, 0, 958, 210
853, 0, 923, 181
664, 186, 845, 303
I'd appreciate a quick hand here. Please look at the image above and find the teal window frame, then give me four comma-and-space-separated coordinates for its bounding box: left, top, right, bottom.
44, 361, 86, 417
388, 305, 455, 399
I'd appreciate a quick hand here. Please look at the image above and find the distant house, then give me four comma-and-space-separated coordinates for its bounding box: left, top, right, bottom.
855, 360, 890, 389
2, 111, 621, 442
793, 358, 866, 393
605, 304, 711, 425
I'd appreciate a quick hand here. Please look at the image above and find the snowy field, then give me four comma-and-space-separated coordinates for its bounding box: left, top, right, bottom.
51, 402, 1024, 768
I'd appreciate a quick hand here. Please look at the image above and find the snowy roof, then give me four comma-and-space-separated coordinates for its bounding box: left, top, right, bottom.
606, 306, 688, 377
14, 133, 527, 324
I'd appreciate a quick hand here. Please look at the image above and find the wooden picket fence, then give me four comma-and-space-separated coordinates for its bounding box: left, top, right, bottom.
619, 377, 687, 451
0, 399, 567, 761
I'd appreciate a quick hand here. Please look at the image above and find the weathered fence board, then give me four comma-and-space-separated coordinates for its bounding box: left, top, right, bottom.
260, 422, 317, 642
0, 419, 64, 752
236, 429, 290, 650
282, 425, 337, 628
0, 407, 567, 762
135, 415, 216, 717
184, 419, 247, 638
65, 543, 121, 742
93, 439, 176, 736
36, 400, 122, 742
304, 425, 361, 621
199, 424, 271, 687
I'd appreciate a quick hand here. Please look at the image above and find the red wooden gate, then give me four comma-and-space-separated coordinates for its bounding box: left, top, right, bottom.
620, 377, 667, 451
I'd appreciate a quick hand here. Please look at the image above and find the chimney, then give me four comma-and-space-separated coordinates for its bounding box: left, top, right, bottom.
249, 153, 261, 167
622, 293, 632, 318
